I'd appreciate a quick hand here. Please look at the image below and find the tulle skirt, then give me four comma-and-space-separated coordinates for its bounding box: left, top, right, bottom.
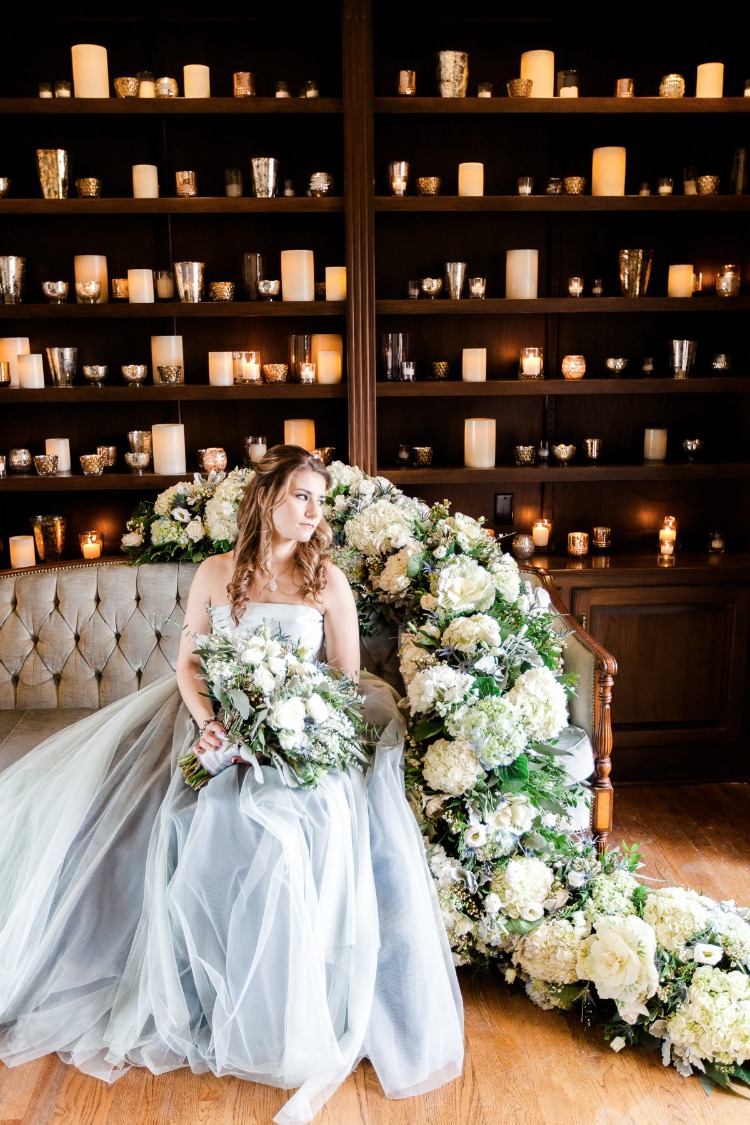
0, 674, 464, 1123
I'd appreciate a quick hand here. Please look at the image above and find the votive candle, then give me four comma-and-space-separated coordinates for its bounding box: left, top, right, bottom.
284, 418, 316, 450
152, 423, 186, 475
532, 518, 552, 548
464, 418, 496, 468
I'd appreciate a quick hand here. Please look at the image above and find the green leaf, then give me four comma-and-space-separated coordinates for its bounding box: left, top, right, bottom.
412, 717, 444, 742
407, 551, 429, 579
476, 676, 500, 698
229, 690, 251, 720
506, 917, 542, 935
495, 756, 529, 783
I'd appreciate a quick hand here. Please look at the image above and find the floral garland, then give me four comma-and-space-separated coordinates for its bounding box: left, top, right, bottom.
122, 463, 750, 1097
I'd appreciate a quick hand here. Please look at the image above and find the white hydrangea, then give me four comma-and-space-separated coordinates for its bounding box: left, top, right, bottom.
422, 736, 484, 796
577, 915, 659, 1023
344, 497, 416, 557
154, 481, 194, 516
407, 664, 473, 716
327, 461, 365, 490
584, 871, 640, 923
487, 552, 522, 604
433, 555, 497, 614
428, 843, 465, 888
666, 966, 750, 1067
711, 908, 750, 967
378, 542, 421, 596
442, 613, 501, 654
491, 856, 555, 921
203, 467, 253, 544
445, 697, 526, 768
525, 978, 577, 1011
506, 666, 569, 743
150, 517, 188, 548
642, 887, 713, 955
514, 914, 590, 984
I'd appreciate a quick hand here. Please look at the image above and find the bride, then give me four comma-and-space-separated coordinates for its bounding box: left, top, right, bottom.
0, 445, 464, 1124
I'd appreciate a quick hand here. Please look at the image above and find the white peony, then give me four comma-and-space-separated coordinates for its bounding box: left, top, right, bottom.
433, 555, 497, 614
442, 613, 501, 654
407, 664, 473, 716
270, 696, 307, 733
576, 915, 659, 1023
642, 886, 713, 955
305, 693, 330, 724
491, 856, 555, 920
506, 666, 569, 743
422, 736, 484, 796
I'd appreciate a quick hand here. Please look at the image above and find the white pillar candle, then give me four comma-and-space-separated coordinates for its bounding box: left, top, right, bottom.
317, 350, 343, 383
462, 348, 487, 381
696, 62, 724, 98
127, 268, 155, 303
280, 250, 315, 301
9, 535, 36, 569
311, 333, 344, 372
151, 336, 184, 382
46, 438, 71, 472
520, 50, 555, 98
71, 44, 109, 98
667, 264, 694, 298
18, 354, 45, 388
132, 164, 159, 198
532, 519, 552, 547
644, 427, 668, 461
138, 73, 156, 98
505, 249, 538, 298
74, 254, 109, 303
458, 162, 484, 196
183, 64, 211, 98
284, 419, 316, 450
464, 418, 496, 468
152, 424, 186, 475
208, 351, 234, 386
0, 337, 30, 387
155, 272, 174, 299
325, 266, 347, 301
591, 147, 627, 196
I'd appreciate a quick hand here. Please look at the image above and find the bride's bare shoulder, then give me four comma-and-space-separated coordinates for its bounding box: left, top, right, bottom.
190, 551, 235, 600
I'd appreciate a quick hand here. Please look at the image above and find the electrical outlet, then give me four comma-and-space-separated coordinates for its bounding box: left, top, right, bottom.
494, 493, 514, 524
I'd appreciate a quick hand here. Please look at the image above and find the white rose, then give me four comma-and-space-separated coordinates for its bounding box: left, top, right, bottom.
185, 518, 204, 542
434, 555, 496, 614
484, 893, 502, 916
121, 530, 143, 549
576, 915, 659, 1023
305, 692, 330, 724
271, 696, 307, 733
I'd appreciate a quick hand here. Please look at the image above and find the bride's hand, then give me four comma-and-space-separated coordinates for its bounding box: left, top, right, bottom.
195, 719, 241, 776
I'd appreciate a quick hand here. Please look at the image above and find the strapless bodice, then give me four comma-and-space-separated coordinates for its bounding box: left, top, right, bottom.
209, 601, 324, 656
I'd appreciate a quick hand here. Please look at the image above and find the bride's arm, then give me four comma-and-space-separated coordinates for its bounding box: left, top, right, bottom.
322, 563, 361, 681
177, 556, 228, 751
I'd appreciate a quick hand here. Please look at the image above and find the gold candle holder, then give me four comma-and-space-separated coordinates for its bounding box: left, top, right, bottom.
567, 531, 589, 557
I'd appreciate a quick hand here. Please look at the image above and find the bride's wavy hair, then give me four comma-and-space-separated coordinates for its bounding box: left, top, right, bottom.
228, 444, 333, 622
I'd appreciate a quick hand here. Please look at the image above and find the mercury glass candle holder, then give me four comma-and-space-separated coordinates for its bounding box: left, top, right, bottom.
157, 364, 183, 384
121, 364, 148, 387
75, 280, 101, 304
82, 364, 108, 387
507, 77, 533, 97
127, 430, 152, 455
80, 453, 105, 475
513, 444, 536, 466
567, 531, 589, 557
111, 278, 129, 301
659, 73, 685, 97
9, 447, 33, 472
33, 454, 58, 476
430, 361, 450, 380
75, 177, 102, 198
96, 445, 117, 468
551, 442, 576, 465
257, 279, 281, 301
42, 280, 69, 303
209, 281, 235, 301
125, 451, 150, 474
114, 76, 140, 97
311, 446, 336, 466
200, 447, 228, 473
262, 363, 289, 383
561, 354, 586, 380
564, 176, 586, 195
411, 446, 433, 466
511, 533, 534, 560
416, 176, 441, 196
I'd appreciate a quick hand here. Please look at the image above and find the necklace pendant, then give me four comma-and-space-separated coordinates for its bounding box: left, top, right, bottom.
269, 578, 277, 592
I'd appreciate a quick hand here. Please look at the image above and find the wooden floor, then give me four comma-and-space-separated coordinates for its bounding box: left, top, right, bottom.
2, 782, 749, 1125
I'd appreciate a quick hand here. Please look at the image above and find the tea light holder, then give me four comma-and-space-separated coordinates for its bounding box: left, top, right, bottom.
244, 435, 267, 464
561, 355, 586, 380
80, 453, 104, 476
175, 170, 198, 197
398, 70, 416, 96
411, 446, 433, 467
531, 518, 553, 550
567, 276, 584, 297
200, 447, 228, 473
299, 362, 316, 384
591, 526, 611, 550
709, 531, 725, 554
400, 360, 415, 382
659, 515, 677, 556
388, 161, 409, 196
513, 444, 536, 466
517, 176, 533, 196
519, 346, 544, 379
567, 531, 589, 558
469, 277, 486, 299
233, 350, 261, 384
80, 530, 103, 559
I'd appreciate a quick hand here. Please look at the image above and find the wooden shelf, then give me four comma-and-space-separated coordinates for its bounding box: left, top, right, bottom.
0, 472, 210, 492
0, 302, 346, 320
376, 377, 750, 396
374, 96, 750, 115
375, 196, 750, 213
380, 463, 750, 485
0, 198, 343, 214
375, 298, 750, 314
0, 97, 343, 115
1, 384, 347, 403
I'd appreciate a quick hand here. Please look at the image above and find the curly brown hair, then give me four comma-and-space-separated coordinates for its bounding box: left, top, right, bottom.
227, 444, 332, 623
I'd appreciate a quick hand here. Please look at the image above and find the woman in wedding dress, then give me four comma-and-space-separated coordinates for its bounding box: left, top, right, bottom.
0, 445, 464, 1124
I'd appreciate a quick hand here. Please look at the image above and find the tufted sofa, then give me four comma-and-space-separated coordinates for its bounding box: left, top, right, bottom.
0, 558, 616, 845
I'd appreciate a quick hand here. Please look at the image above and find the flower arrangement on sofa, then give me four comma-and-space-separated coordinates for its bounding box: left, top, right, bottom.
122, 463, 750, 1097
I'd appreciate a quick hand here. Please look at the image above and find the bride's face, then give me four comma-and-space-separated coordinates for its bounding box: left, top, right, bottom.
271, 468, 328, 543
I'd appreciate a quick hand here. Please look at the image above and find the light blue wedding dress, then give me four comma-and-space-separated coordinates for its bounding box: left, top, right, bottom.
0, 603, 464, 1123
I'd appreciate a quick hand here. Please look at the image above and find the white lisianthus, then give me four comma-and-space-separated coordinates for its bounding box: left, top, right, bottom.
642, 886, 713, 955
185, 518, 204, 542
422, 736, 484, 796
692, 943, 724, 966
171, 506, 191, 523
506, 666, 569, 743
305, 693, 330, 724
407, 664, 473, 716
344, 497, 416, 557
515, 915, 590, 985
270, 696, 307, 733
445, 697, 526, 768
442, 613, 501, 654
433, 555, 496, 614
576, 915, 659, 1023
378, 542, 421, 596
121, 530, 143, 549
491, 856, 555, 920
484, 892, 502, 916
609, 1037, 627, 1053
463, 821, 487, 849
666, 966, 750, 1068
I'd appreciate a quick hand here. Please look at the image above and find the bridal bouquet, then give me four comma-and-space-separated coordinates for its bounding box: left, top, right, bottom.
179, 618, 372, 791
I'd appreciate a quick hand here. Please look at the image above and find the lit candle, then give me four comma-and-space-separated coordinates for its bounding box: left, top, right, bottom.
284, 419, 316, 450
74, 255, 109, 303
80, 531, 102, 559
464, 418, 496, 468
152, 423, 187, 475
155, 271, 174, 299
183, 64, 211, 98
505, 249, 539, 298
280, 250, 315, 301
520, 50, 555, 98
299, 362, 316, 384
667, 264, 694, 298
9, 535, 36, 569
127, 268, 155, 303
208, 351, 234, 386
462, 348, 487, 381
695, 62, 724, 98
520, 349, 543, 376
317, 350, 343, 383
16, 352, 43, 389
151, 336, 184, 382
532, 519, 552, 548
659, 516, 677, 555
591, 147, 627, 196
325, 266, 347, 301
644, 427, 668, 461
458, 162, 484, 197
45, 437, 71, 472
0, 337, 30, 388
132, 164, 159, 198
311, 333, 344, 374
71, 44, 109, 98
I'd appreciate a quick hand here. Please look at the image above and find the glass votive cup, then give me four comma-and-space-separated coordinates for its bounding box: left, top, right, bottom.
591, 526, 611, 550
567, 531, 589, 558
155, 269, 175, 299
561, 355, 586, 380
407, 279, 421, 299
531, 518, 553, 549
430, 361, 450, 380
398, 69, 416, 96
225, 168, 244, 197
615, 77, 634, 97
39, 82, 53, 98
513, 444, 536, 466
33, 454, 58, 476
396, 443, 411, 464
709, 531, 725, 554
233, 72, 255, 97
657, 176, 674, 196
55, 80, 72, 98
79, 530, 103, 559
517, 175, 533, 196
233, 350, 261, 384
275, 81, 291, 98
584, 437, 603, 461
304, 80, 319, 98
712, 353, 732, 371
75, 280, 101, 304
469, 277, 487, 299
200, 447, 228, 473
518, 346, 544, 380
244, 435, 267, 464
567, 276, 584, 297
477, 81, 493, 98
155, 76, 179, 97
96, 444, 117, 468
0, 454, 6, 477
157, 365, 183, 385
175, 170, 198, 197
299, 361, 316, 384
411, 445, 433, 467
399, 360, 416, 382
209, 282, 235, 302
110, 278, 129, 301
80, 453, 104, 476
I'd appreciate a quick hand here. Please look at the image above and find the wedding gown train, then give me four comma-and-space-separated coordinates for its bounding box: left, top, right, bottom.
0, 603, 464, 1124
